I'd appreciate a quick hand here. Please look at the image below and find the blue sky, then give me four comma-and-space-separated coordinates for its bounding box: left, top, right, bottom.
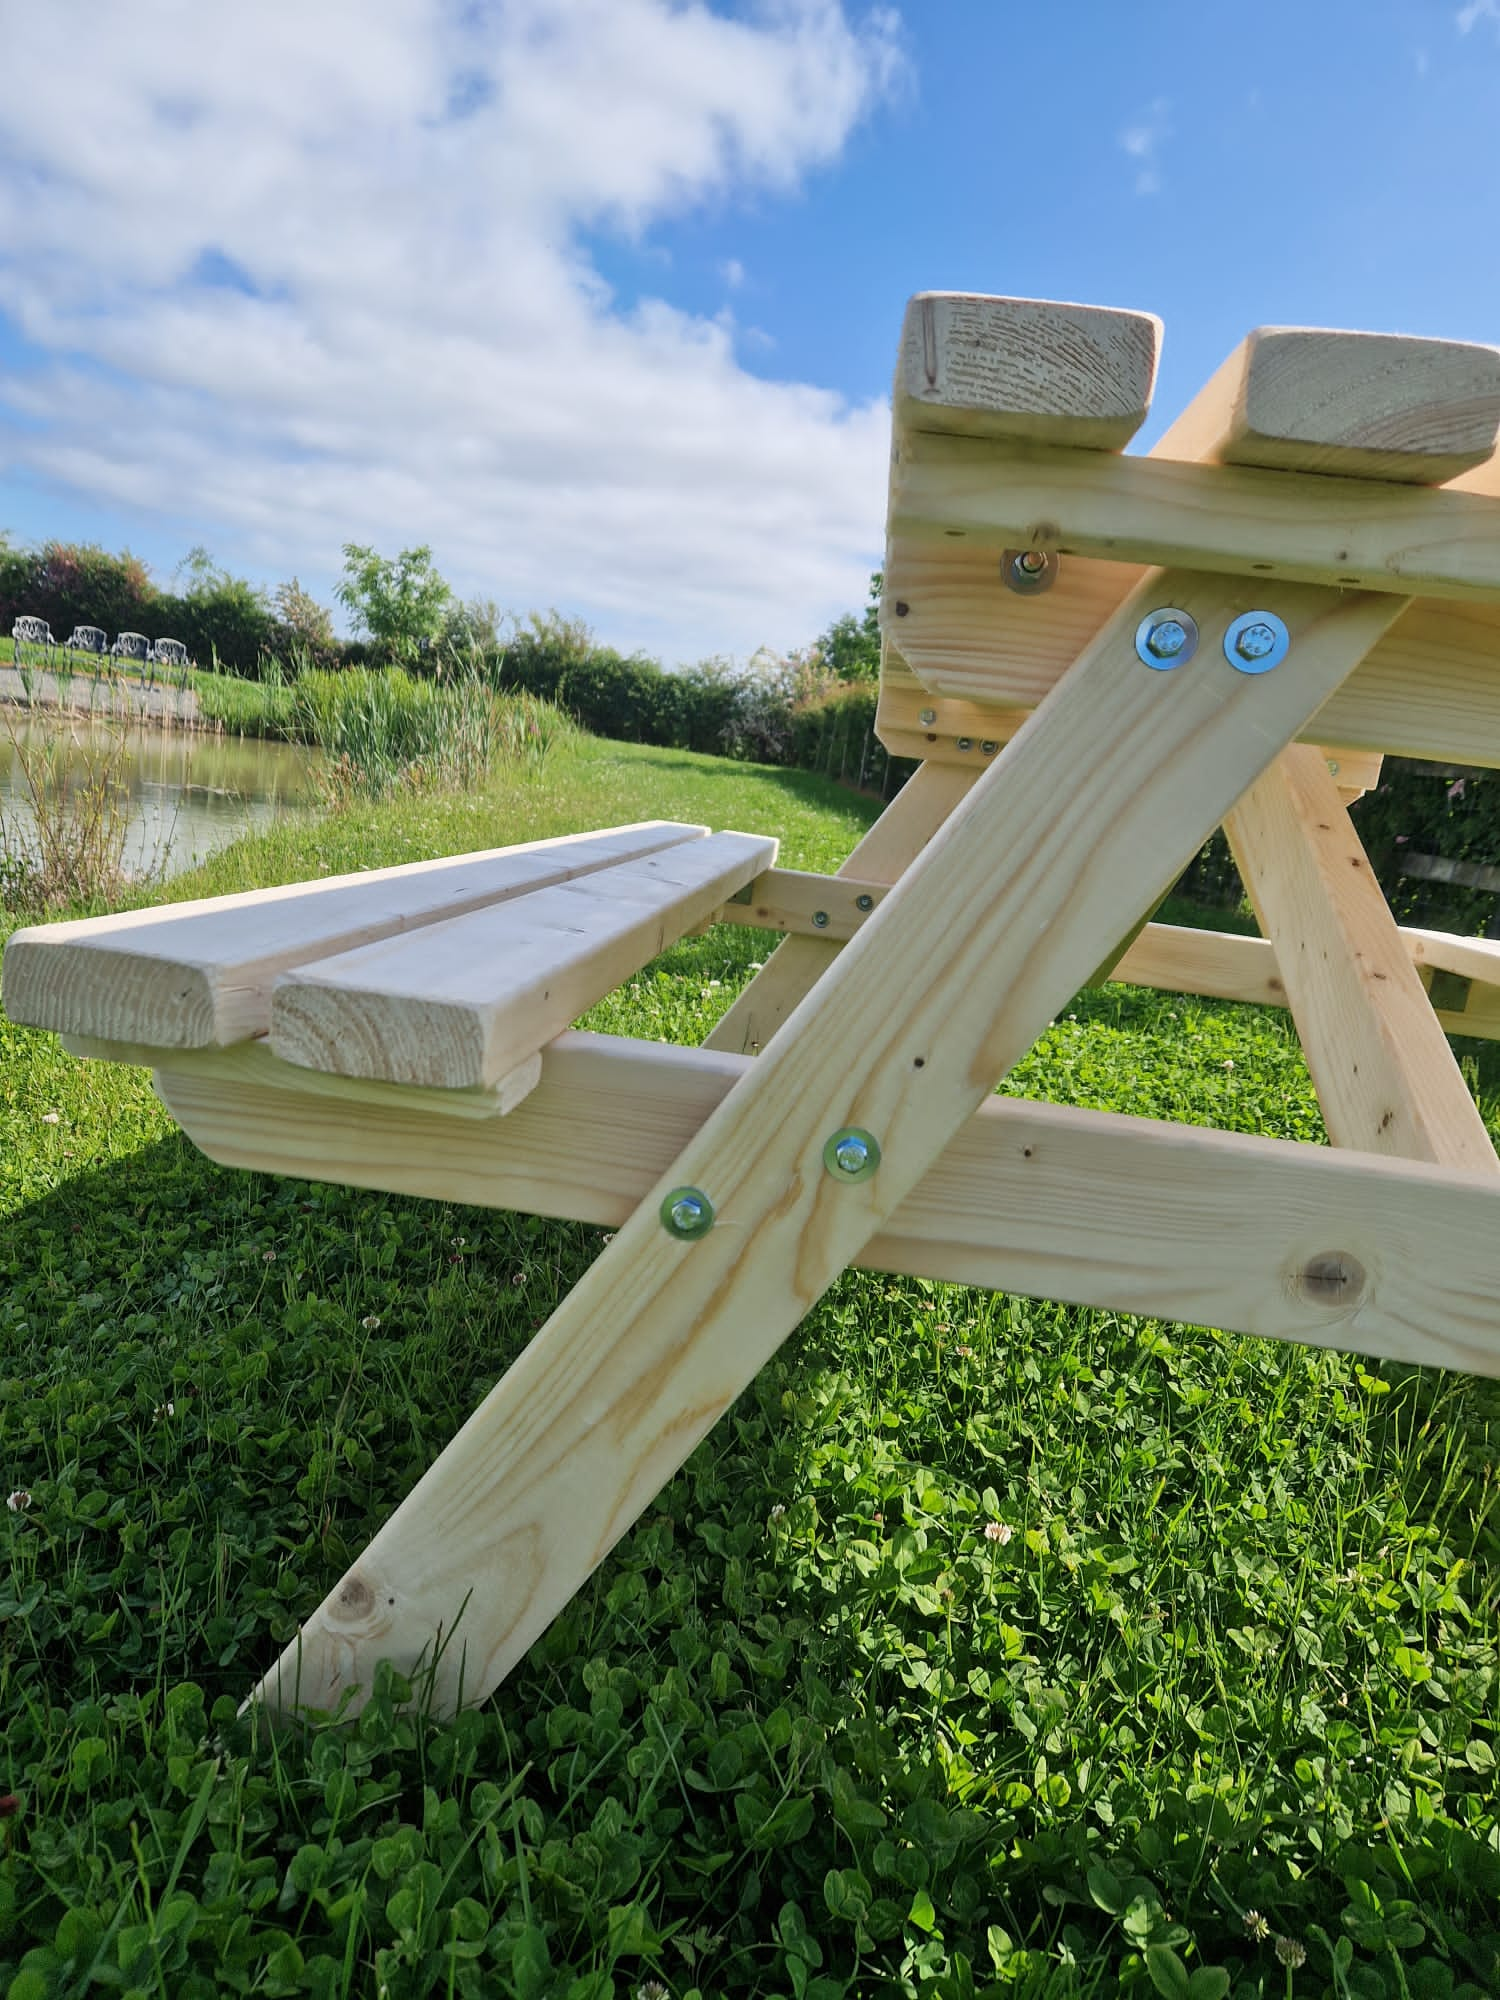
0, 0, 1496, 662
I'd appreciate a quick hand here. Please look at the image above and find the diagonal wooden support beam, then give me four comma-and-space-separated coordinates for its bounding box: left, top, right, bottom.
1222, 744, 1499, 1173
250, 567, 1402, 1719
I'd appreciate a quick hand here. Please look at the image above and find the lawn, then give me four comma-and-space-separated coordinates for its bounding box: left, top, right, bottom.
2, 730, 1498, 1999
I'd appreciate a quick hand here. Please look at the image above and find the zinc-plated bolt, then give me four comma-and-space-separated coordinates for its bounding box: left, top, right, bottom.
981, 740, 998, 755
855, 893, 874, 912
919, 707, 936, 726
823, 1127, 881, 1182
661, 1187, 714, 1239
1235, 622, 1277, 662
1134, 607, 1198, 670
812, 909, 829, 929
956, 736, 973, 752
1223, 610, 1291, 674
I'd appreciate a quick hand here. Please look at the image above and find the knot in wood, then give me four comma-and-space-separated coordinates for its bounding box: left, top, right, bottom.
334, 1575, 376, 1620
1298, 1251, 1366, 1307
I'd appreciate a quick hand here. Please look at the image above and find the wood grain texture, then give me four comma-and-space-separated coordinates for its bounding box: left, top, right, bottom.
720, 868, 888, 943
886, 543, 1500, 768
1223, 746, 1498, 1171
244, 569, 1402, 1717
1, 821, 707, 1049
889, 432, 1500, 603
704, 760, 978, 1056
895, 294, 1161, 450
146, 1029, 1500, 1382
1154, 327, 1500, 483
270, 831, 776, 1089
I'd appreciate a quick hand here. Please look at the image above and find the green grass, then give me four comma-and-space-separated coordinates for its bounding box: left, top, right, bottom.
2, 733, 1498, 1999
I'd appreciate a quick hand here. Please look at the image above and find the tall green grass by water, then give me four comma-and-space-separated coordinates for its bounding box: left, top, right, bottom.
2, 732, 1497, 1998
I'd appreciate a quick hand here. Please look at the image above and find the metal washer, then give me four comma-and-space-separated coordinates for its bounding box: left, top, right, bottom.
1134, 607, 1199, 670
1223, 610, 1291, 675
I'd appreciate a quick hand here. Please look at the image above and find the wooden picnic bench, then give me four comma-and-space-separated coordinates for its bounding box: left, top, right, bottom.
8, 293, 1500, 1721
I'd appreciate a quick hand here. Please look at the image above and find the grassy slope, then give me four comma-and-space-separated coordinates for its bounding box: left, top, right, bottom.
2, 732, 1498, 2000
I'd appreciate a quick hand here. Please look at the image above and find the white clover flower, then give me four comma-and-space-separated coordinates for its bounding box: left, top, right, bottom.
983, 1520, 1013, 1545
7, 1490, 32, 1513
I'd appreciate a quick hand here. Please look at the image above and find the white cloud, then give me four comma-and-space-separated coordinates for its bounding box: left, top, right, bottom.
0, 0, 902, 662
721, 258, 747, 289
1458, 0, 1500, 33
1118, 96, 1171, 197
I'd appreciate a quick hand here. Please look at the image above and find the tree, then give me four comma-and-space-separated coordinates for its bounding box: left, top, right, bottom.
815, 569, 882, 683
273, 577, 336, 650
335, 544, 454, 667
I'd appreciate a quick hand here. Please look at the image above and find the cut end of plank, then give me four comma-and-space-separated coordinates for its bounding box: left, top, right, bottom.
894, 293, 1161, 451
2, 931, 219, 1047
1225, 326, 1500, 483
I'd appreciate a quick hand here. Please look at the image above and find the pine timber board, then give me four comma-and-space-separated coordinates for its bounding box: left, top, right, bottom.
144, 1031, 1500, 1379
722, 868, 890, 943
1223, 744, 1498, 1172
886, 544, 1500, 769
895, 293, 1161, 450
889, 432, 1500, 603
245, 568, 1405, 1716
875, 647, 1383, 800
1151, 326, 1500, 484
270, 830, 777, 1090
1, 820, 709, 1050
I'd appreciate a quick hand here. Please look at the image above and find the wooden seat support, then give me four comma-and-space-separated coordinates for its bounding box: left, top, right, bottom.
7, 291, 1500, 1721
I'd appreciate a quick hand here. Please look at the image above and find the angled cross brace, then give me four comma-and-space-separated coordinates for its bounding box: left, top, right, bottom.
249, 567, 1404, 1719
1223, 745, 1498, 1173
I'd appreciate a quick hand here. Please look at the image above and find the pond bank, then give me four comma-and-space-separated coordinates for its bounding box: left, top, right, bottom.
0, 664, 202, 727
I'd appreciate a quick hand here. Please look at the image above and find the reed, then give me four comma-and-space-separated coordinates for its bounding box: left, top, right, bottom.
0, 713, 134, 911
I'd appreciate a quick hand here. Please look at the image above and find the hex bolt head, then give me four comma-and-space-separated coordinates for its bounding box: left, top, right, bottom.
919, 708, 936, 726
1235, 622, 1278, 662
660, 1187, 714, 1239
812, 909, 829, 929
1222, 610, 1291, 675
1134, 607, 1199, 671
823, 1127, 881, 1182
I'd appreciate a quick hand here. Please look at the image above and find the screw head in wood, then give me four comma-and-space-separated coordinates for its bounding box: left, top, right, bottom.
823, 1127, 881, 1181
661, 1187, 714, 1239
919, 707, 936, 726
981, 740, 998, 755
812, 909, 829, 928
855, 893, 874, 911
1135, 607, 1198, 669
956, 736, 973, 752
1224, 611, 1290, 674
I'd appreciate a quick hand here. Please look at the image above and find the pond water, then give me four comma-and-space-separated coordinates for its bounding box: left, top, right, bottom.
0, 714, 318, 883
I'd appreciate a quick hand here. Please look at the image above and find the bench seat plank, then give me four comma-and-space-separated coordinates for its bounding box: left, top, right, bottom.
1, 822, 708, 1050
270, 829, 778, 1089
